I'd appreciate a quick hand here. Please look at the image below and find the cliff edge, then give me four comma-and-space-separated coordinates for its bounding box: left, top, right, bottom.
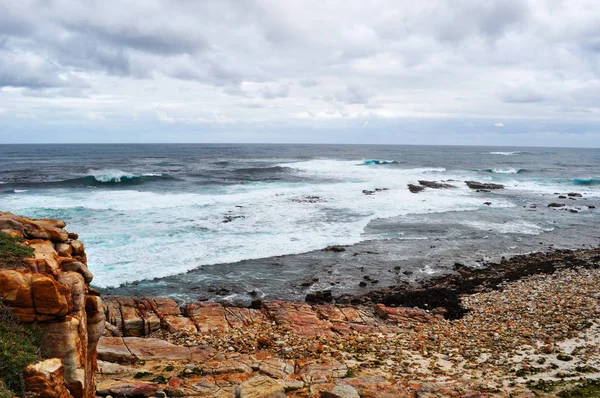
0, 212, 104, 398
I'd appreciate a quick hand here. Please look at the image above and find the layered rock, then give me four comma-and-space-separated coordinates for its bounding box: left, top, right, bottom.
0, 212, 104, 398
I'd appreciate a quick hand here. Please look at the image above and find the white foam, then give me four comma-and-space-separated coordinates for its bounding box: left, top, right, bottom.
489, 151, 521, 156
13, 189, 27, 193
0, 159, 517, 288
462, 220, 553, 235
88, 169, 135, 182
489, 168, 521, 174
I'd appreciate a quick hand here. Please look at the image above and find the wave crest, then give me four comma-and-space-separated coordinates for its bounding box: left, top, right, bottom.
362, 159, 399, 165
573, 178, 600, 186
486, 168, 526, 174
489, 151, 521, 156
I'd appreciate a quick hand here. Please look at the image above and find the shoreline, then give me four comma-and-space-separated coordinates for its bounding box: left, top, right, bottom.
98, 245, 600, 397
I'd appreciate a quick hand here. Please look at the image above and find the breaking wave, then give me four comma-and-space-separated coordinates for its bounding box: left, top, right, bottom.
485, 168, 526, 174
362, 159, 399, 165
489, 151, 522, 156
573, 178, 600, 186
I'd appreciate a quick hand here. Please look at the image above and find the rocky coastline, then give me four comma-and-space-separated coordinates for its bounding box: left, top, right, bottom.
1, 212, 600, 397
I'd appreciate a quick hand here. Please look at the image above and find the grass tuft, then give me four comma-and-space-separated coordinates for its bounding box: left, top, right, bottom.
0, 301, 42, 397
0, 232, 34, 269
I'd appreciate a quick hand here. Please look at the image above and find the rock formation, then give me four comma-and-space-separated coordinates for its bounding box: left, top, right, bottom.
0, 212, 104, 398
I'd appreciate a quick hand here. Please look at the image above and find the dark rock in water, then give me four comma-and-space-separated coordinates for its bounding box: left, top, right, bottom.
322, 245, 346, 252
362, 190, 375, 195
570, 209, 579, 213
249, 299, 262, 309
418, 180, 456, 189
223, 215, 245, 223
215, 287, 231, 296
558, 195, 567, 199
292, 195, 326, 203
359, 281, 367, 287
588, 205, 596, 209
374, 188, 389, 192
465, 181, 504, 190
483, 202, 492, 206
476, 189, 491, 193
548, 203, 566, 208
305, 290, 333, 303
408, 184, 425, 193
248, 290, 258, 297
568, 192, 583, 197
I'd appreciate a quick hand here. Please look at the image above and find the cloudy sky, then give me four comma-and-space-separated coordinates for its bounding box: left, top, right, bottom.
1, 0, 600, 146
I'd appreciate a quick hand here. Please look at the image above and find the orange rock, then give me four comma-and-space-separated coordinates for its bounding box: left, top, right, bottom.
262, 301, 334, 337
28, 240, 61, 276
39, 316, 88, 398
187, 302, 231, 333
32, 273, 70, 316
55, 243, 73, 257
24, 358, 73, 398
163, 315, 197, 333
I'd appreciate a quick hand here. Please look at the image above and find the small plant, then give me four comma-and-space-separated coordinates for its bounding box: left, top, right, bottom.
151, 375, 168, 384
134, 371, 153, 379
0, 301, 42, 396
558, 379, 600, 397
0, 232, 34, 269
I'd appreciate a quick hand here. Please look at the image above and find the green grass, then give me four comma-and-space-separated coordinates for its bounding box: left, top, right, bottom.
0, 302, 42, 396
557, 379, 600, 397
0, 232, 34, 269
0, 381, 14, 398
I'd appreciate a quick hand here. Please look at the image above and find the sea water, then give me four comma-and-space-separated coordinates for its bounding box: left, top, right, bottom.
1, 144, 598, 302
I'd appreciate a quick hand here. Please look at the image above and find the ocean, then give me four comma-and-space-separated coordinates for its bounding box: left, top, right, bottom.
1, 144, 599, 303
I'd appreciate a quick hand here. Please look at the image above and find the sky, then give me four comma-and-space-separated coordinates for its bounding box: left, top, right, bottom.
1, 0, 600, 147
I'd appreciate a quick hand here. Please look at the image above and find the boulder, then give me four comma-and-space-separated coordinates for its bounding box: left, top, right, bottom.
465, 181, 504, 190
31, 273, 71, 316
408, 184, 425, 193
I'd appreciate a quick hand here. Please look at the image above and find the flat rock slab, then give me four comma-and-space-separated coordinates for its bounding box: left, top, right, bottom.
98, 337, 216, 364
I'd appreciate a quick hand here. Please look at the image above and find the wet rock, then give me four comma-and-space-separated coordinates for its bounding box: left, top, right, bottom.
223, 215, 245, 223
323, 246, 346, 252
407, 184, 425, 193
558, 195, 567, 199
483, 202, 492, 206
465, 181, 504, 190
418, 180, 456, 189
548, 203, 565, 208
567, 192, 583, 197
362, 190, 375, 195
305, 290, 333, 303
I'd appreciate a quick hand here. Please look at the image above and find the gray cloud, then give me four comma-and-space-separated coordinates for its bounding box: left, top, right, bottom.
0, 0, 599, 146
261, 84, 290, 99
501, 88, 546, 103
334, 85, 370, 104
